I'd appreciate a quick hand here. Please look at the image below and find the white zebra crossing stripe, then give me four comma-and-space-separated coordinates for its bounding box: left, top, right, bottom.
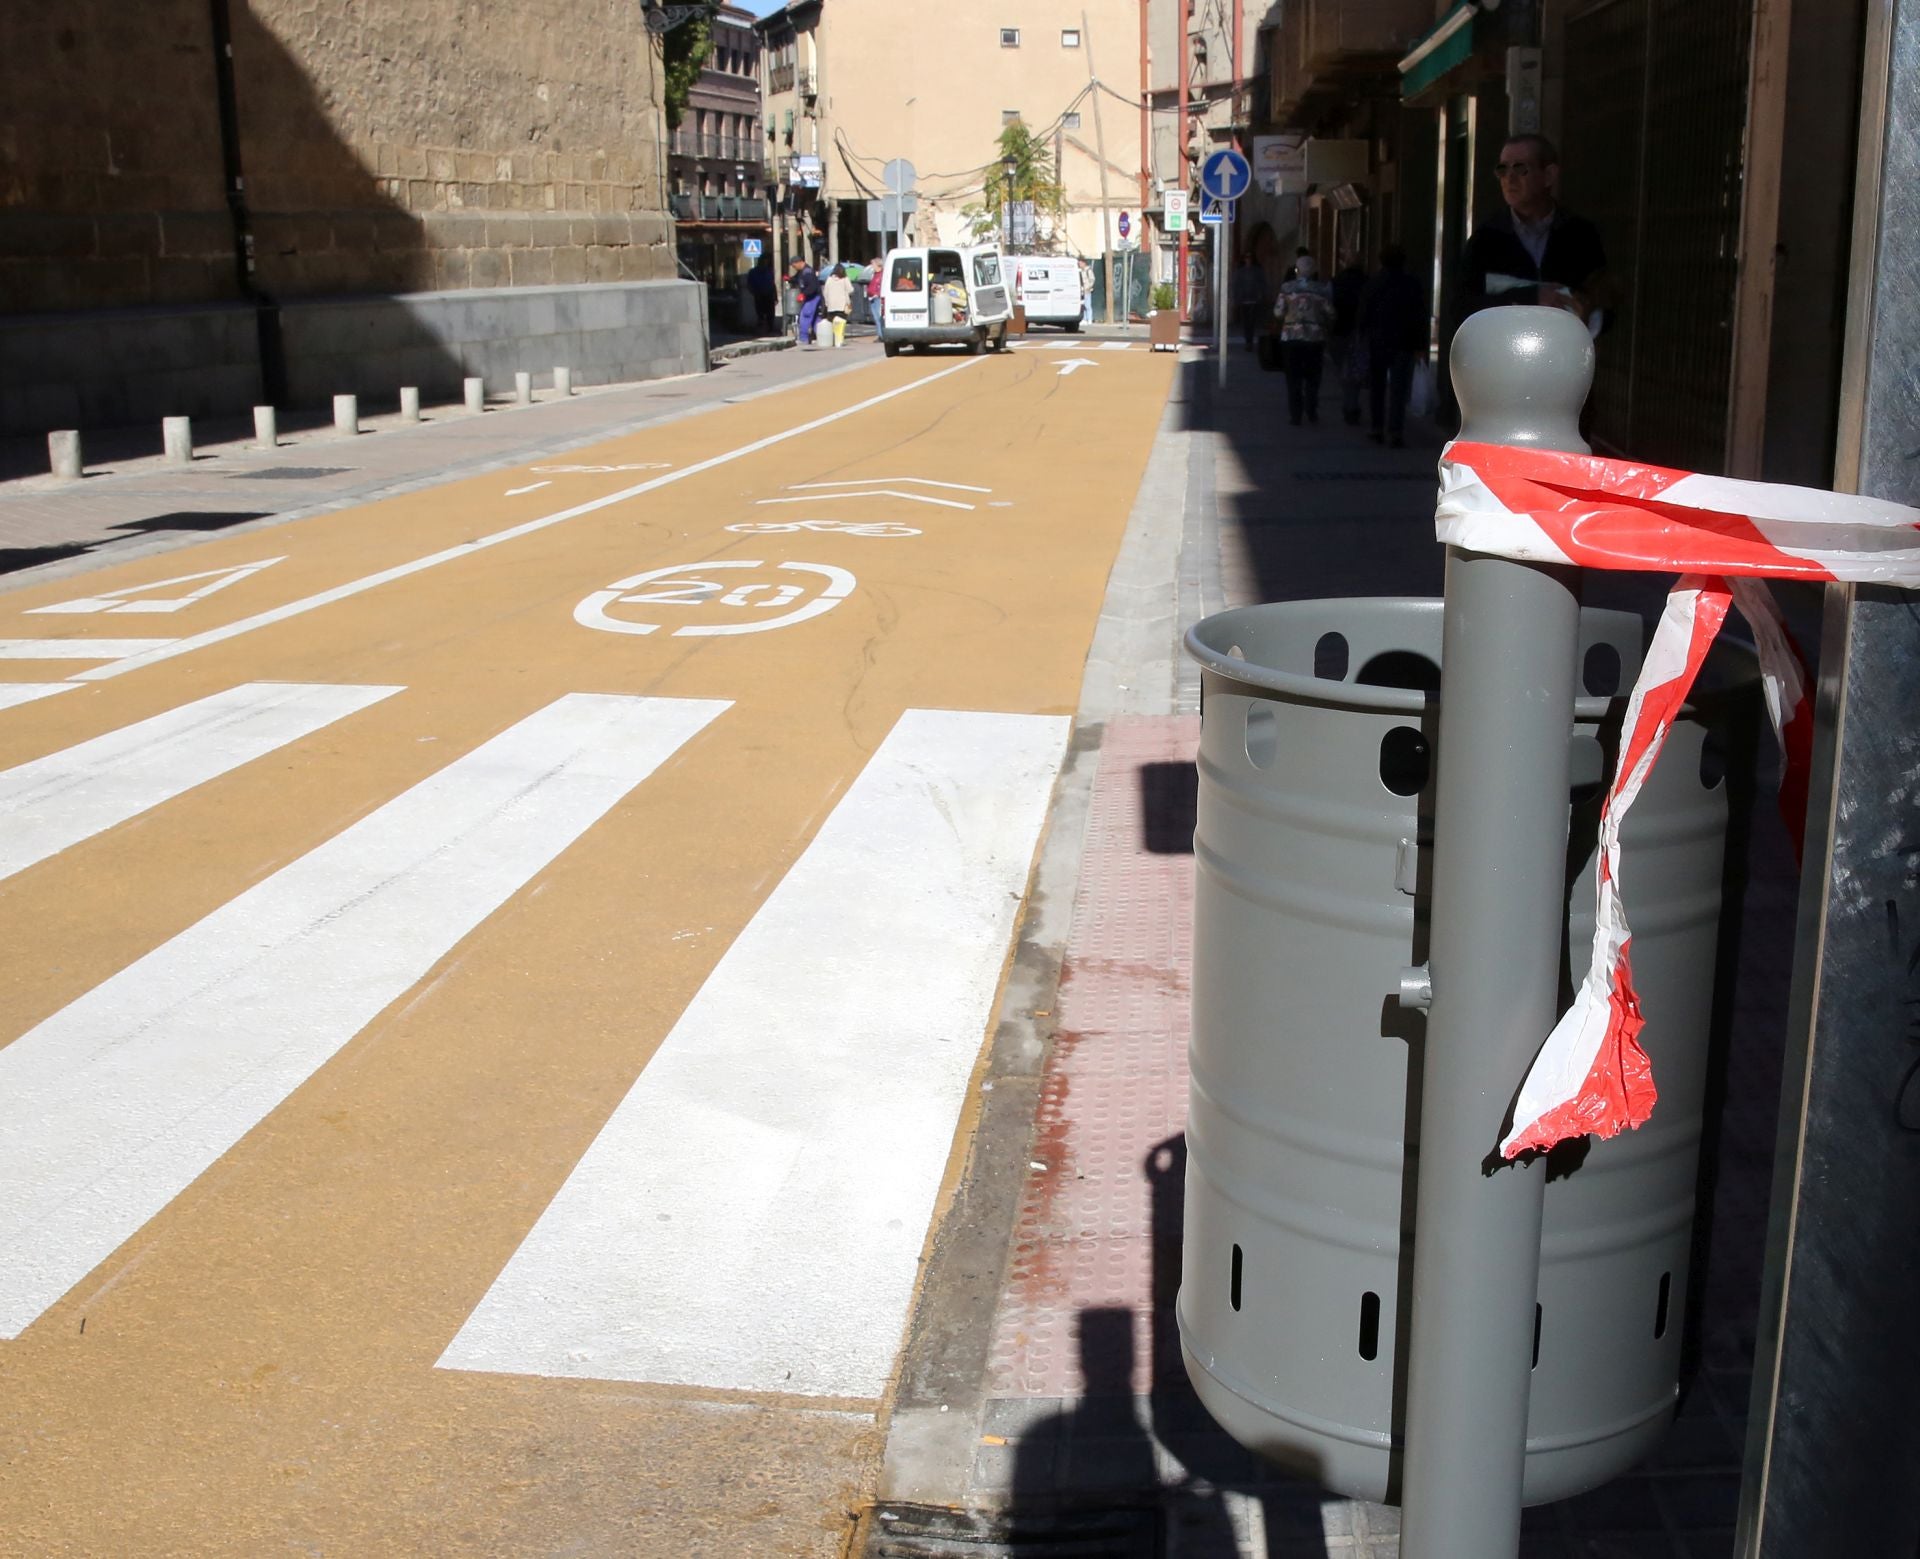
438, 707, 1069, 1398
0, 682, 402, 884
0, 691, 729, 1339
0, 684, 73, 711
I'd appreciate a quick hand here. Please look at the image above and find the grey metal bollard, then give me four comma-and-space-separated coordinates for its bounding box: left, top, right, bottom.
253, 406, 278, 448
1178, 309, 1748, 1539
47, 430, 82, 480
464, 376, 485, 414
399, 386, 421, 422
554, 366, 574, 397
333, 394, 359, 436
514, 371, 533, 405
162, 416, 193, 467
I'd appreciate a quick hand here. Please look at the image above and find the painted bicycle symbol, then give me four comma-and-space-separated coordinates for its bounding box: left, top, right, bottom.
725, 519, 922, 538
574, 560, 855, 638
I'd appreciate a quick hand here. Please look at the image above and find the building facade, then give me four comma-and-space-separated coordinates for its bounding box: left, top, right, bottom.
755, 0, 1143, 279
669, 5, 773, 311
0, 0, 695, 435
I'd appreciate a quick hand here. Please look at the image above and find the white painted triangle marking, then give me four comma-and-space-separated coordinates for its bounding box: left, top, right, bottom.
28, 558, 286, 616
785, 477, 991, 494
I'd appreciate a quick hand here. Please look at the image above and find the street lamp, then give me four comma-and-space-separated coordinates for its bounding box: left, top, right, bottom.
1002, 153, 1018, 252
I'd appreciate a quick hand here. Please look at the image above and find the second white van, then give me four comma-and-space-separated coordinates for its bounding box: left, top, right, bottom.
1013, 257, 1085, 331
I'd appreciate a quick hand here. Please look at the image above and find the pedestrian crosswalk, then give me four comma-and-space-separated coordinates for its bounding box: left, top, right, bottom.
0, 685, 1067, 1393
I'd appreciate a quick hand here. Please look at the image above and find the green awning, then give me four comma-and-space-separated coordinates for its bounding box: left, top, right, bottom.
1399, 3, 1475, 98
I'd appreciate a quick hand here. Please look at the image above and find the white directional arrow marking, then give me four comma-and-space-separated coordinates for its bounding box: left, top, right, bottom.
1055, 358, 1098, 376
786, 477, 990, 493
757, 490, 975, 511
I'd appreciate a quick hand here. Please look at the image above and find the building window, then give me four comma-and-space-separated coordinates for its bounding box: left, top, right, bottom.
1002, 109, 1022, 125
1000, 27, 1020, 46
1061, 28, 1081, 46
1063, 111, 1082, 129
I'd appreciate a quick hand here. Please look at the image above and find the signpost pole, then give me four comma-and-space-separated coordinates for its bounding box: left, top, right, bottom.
1215, 207, 1228, 388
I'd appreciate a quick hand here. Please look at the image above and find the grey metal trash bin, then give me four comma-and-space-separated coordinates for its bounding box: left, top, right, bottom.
1179, 596, 1741, 1505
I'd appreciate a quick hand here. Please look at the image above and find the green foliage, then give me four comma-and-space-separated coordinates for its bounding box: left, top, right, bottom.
1151, 282, 1177, 311
960, 121, 1067, 247
661, 2, 722, 132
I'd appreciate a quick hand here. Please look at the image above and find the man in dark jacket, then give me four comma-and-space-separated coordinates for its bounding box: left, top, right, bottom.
794, 261, 823, 347
1358, 246, 1429, 447
1459, 134, 1609, 327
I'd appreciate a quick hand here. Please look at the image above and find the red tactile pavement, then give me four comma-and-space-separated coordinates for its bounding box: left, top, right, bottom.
987, 715, 1199, 1399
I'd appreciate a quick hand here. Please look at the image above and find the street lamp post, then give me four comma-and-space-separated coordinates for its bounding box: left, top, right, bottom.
1002, 154, 1018, 252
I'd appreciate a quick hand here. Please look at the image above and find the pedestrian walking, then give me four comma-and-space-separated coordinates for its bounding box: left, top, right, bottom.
794, 260, 823, 348
747, 255, 777, 335
1273, 249, 1335, 426
1358, 245, 1429, 448
1330, 251, 1368, 425
1459, 133, 1609, 326
866, 256, 886, 341
1231, 251, 1267, 352
821, 263, 853, 348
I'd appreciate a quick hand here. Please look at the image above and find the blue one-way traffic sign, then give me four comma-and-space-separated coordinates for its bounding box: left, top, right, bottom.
1200, 148, 1252, 203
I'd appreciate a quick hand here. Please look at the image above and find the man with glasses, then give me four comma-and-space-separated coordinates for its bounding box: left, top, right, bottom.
1460, 133, 1608, 329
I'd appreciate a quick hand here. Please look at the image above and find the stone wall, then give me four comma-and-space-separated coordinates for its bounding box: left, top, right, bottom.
0, 0, 675, 314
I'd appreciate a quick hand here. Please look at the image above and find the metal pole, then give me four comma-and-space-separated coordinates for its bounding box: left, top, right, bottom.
1397, 305, 1594, 1559
1083, 10, 1118, 325
1215, 217, 1228, 387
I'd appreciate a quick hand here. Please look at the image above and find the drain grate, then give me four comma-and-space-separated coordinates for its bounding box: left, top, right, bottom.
241, 466, 353, 480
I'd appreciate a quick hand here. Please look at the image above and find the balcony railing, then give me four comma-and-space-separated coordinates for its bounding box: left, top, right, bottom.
769, 61, 795, 93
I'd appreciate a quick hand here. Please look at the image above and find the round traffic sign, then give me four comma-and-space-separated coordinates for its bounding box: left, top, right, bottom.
1118, 211, 1131, 239
1200, 148, 1252, 203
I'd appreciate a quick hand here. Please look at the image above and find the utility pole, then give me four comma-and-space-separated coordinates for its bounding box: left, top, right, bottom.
1176, 0, 1189, 320
1084, 11, 1118, 324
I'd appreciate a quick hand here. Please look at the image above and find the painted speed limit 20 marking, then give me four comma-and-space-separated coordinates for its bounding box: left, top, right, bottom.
573, 560, 856, 638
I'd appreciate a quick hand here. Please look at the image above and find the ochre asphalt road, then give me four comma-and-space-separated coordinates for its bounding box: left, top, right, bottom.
0, 345, 1172, 1556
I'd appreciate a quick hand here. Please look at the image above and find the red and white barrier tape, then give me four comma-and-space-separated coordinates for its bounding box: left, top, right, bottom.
1433, 441, 1920, 1159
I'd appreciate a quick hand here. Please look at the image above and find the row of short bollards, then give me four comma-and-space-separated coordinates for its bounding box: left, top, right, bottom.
42, 367, 580, 480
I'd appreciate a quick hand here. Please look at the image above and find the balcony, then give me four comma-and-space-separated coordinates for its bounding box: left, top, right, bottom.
797, 66, 818, 98
1269, 0, 1432, 124
769, 61, 795, 93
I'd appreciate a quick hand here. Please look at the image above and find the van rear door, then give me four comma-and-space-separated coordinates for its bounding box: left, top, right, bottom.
967, 249, 1012, 324
886, 251, 929, 328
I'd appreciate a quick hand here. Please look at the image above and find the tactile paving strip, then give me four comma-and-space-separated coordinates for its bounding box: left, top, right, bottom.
987, 715, 1198, 1399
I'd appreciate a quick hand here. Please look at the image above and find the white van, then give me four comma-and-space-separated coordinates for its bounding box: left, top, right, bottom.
1012, 256, 1085, 331
879, 245, 1013, 356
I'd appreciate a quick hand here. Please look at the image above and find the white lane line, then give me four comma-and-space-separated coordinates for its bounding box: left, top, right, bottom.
0, 639, 177, 661
0, 682, 402, 884
786, 478, 991, 493
439, 707, 1069, 1397
0, 684, 73, 711
75, 358, 990, 685
505, 481, 552, 496
0, 691, 730, 1339
755, 490, 974, 511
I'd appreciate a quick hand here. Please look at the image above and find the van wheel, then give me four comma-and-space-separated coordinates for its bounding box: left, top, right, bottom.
883, 341, 901, 358
1064, 319, 1082, 333
990, 327, 1008, 352
968, 332, 985, 356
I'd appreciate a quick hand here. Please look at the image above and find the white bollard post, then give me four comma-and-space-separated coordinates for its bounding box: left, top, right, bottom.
464, 376, 485, 414
162, 416, 194, 467
554, 366, 573, 397
48, 430, 83, 481
333, 394, 359, 436
253, 405, 278, 448
399, 386, 421, 422
514, 370, 533, 405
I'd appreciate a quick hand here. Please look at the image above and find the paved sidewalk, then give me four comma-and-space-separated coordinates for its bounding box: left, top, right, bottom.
0, 340, 878, 582
868, 343, 1800, 1557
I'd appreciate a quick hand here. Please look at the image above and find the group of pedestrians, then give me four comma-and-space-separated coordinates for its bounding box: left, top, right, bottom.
746, 254, 890, 348
1232, 131, 1605, 449
1249, 246, 1427, 445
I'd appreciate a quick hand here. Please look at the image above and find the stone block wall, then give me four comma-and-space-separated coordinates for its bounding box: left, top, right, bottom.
1, 0, 675, 314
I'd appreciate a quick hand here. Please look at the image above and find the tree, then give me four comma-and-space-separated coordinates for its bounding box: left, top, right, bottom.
660, 2, 722, 132
961, 121, 1067, 248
